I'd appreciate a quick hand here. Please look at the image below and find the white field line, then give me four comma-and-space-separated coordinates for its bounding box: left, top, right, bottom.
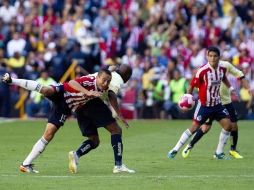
1, 174, 254, 179
0, 119, 18, 124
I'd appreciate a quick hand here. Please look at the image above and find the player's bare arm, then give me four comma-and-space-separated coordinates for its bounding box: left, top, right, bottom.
187, 85, 195, 95
68, 80, 102, 97
108, 90, 130, 128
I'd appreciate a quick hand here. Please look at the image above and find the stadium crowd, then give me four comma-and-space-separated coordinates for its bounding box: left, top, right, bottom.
0, 0, 254, 119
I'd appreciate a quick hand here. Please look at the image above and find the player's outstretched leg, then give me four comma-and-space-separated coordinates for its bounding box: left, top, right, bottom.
1, 72, 43, 91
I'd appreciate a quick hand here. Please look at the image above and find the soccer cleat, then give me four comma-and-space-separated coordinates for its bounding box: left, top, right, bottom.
19, 164, 39, 173
113, 164, 135, 174
213, 153, 230, 160
229, 150, 243, 159
182, 144, 192, 158
167, 150, 177, 159
68, 151, 78, 173
1, 73, 12, 84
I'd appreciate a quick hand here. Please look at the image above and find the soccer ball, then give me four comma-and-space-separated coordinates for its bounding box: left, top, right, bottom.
178, 94, 195, 111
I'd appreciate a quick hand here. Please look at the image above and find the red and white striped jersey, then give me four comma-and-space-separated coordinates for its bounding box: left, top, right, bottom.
191, 61, 227, 107
63, 75, 101, 112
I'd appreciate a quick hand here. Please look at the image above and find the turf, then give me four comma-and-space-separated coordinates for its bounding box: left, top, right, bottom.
0, 119, 253, 190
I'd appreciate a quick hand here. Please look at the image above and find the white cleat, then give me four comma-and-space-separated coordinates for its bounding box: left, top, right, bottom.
68, 151, 78, 173
113, 164, 135, 174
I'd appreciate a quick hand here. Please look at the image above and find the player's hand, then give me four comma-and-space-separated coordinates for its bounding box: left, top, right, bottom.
86, 91, 103, 98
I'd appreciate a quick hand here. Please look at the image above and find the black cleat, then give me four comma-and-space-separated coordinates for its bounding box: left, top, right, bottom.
1, 73, 12, 84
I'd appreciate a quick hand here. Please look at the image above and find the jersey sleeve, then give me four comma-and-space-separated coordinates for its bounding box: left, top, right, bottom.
227, 62, 244, 78
190, 74, 200, 88
75, 76, 92, 84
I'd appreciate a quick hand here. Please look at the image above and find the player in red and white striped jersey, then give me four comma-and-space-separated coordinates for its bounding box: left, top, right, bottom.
191, 62, 227, 107
168, 46, 233, 159
63, 70, 111, 112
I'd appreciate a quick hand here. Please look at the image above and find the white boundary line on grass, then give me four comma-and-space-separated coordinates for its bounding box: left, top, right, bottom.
1, 174, 254, 179
0, 119, 18, 124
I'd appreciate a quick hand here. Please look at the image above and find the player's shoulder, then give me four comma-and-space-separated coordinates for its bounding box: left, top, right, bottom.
196, 63, 209, 76
110, 72, 124, 85
80, 74, 96, 81
219, 60, 231, 68
108, 71, 124, 94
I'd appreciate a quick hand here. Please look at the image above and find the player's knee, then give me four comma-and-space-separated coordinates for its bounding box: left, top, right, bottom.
189, 123, 199, 134
224, 123, 232, 132
89, 136, 100, 148
112, 125, 122, 135
44, 124, 58, 142
201, 125, 210, 133
93, 140, 100, 148
106, 122, 122, 135
231, 123, 238, 131
40, 86, 54, 97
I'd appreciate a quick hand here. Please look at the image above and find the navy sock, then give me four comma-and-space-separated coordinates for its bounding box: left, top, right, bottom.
189, 128, 204, 147
76, 139, 95, 158
230, 130, 238, 150
111, 134, 123, 166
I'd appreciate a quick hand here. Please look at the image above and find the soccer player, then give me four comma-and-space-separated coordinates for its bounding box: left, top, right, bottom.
167, 46, 233, 160
1, 69, 112, 173
182, 61, 250, 159
68, 64, 135, 174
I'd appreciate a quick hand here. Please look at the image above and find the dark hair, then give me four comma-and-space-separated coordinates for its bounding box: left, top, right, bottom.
116, 64, 132, 83
98, 68, 112, 77
207, 46, 220, 56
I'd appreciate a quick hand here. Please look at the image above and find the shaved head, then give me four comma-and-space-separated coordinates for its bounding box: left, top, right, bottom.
116, 64, 132, 83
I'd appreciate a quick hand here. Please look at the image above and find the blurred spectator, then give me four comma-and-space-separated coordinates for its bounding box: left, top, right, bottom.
6, 52, 25, 77
7, 32, 26, 57
166, 69, 189, 119
0, 0, 17, 24
0, 0, 253, 119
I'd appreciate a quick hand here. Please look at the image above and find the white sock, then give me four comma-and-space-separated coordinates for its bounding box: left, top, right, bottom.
173, 129, 192, 151
12, 78, 42, 92
216, 129, 230, 154
22, 137, 48, 166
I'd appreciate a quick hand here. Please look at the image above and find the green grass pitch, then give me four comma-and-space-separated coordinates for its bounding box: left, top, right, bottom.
0, 119, 253, 190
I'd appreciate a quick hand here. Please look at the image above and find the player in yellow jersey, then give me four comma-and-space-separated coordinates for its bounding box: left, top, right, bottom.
182, 60, 251, 159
